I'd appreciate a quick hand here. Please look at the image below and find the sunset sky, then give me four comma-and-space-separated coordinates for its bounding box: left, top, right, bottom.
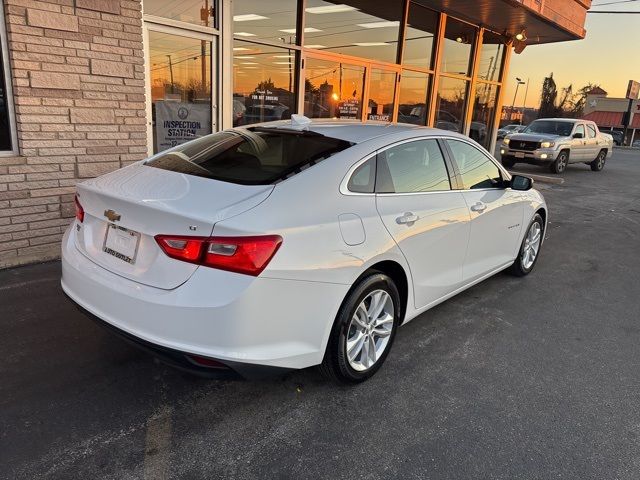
503, 6, 640, 109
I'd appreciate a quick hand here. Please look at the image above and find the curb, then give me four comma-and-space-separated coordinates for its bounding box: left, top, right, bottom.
508, 171, 565, 185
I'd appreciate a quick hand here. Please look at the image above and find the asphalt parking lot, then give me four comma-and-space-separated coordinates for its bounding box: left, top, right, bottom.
2, 148, 640, 479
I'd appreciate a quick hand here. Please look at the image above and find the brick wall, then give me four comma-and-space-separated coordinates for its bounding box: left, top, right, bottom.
0, 0, 147, 268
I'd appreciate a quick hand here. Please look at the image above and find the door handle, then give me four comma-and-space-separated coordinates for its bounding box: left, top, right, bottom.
396, 212, 418, 225
470, 202, 487, 213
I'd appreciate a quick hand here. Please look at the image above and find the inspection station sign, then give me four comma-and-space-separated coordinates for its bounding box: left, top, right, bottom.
155, 101, 211, 151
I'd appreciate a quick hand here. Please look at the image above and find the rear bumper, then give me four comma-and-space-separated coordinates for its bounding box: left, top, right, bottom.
61, 226, 349, 371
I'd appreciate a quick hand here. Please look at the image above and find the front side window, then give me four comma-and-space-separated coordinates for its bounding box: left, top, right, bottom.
0, 13, 13, 152
575, 124, 585, 138
376, 139, 451, 193
147, 128, 352, 185
446, 140, 502, 189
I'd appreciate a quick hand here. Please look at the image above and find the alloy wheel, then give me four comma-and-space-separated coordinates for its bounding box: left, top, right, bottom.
522, 221, 542, 270
346, 290, 395, 372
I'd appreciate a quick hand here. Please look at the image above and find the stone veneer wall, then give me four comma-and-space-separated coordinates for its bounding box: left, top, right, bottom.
0, 0, 147, 268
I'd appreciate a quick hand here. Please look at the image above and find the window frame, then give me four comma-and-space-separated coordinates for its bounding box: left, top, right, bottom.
0, 0, 18, 156
441, 137, 510, 191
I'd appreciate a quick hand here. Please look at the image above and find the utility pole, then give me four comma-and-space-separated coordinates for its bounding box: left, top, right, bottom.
166, 54, 174, 94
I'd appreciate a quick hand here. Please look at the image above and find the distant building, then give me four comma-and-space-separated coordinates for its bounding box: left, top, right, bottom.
582, 88, 640, 145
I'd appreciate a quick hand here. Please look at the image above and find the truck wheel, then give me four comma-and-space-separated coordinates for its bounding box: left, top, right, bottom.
590, 150, 606, 172
549, 151, 568, 174
502, 157, 516, 168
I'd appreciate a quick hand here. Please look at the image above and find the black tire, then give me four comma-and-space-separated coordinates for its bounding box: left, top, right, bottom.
590, 149, 606, 172
502, 157, 516, 169
549, 150, 569, 174
319, 272, 401, 384
508, 213, 544, 277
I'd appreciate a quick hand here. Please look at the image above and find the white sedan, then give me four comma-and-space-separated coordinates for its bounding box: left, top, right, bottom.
61, 117, 547, 383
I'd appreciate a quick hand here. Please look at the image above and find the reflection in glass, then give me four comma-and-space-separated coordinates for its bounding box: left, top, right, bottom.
368, 69, 396, 121
397, 70, 430, 126
232, 0, 298, 44
304, 57, 365, 119
470, 82, 499, 147
441, 17, 476, 76
478, 31, 505, 81
149, 31, 212, 153
435, 77, 467, 133
0, 39, 11, 151
304, 0, 402, 63
233, 40, 296, 126
144, 0, 215, 27
403, 2, 438, 69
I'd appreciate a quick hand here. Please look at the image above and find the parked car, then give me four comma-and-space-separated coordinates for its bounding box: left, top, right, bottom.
501, 118, 613, 174
62, 117, 546, 383
633, 139, 640, 148
606, 129, 624, 146
497, 124, 525, 139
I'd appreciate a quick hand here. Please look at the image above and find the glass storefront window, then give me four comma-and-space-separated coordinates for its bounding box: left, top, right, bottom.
304, 57, 365, 119
149, 30, 212, 153
233, 40, 296, 126
478, 31, 505, 82
441, 17, 476, 76
144, 0, 215, 27
397, 70, 430, 126
367, 69, 396, 122
402, 2, 438, 69
304, 0, 402, 64
470, 82, 499, 148
233, 0, 299, 45
435, 77, 468, 134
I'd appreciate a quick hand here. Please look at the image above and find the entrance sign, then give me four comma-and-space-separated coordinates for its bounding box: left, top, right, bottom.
155, 101, 211, 152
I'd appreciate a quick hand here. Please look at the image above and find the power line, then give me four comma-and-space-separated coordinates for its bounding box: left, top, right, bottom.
591, 0, 639, 6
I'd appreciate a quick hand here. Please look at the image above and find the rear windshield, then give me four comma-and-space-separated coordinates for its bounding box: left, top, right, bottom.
523, 120, 574, 136
145, 128, 353, 185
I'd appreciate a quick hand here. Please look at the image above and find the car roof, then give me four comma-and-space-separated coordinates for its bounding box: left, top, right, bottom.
245, 118, 452, 144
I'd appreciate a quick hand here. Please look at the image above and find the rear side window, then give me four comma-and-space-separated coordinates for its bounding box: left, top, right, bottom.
587, 124, 597, 138
376, 139, 451, 193
347, 158, 376, 193
446, 140, 502, 190
146, 128, 353, 185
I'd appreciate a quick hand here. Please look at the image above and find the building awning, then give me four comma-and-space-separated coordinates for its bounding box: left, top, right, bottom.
631, 115, 640, 129
582, 111, 623, 128
416, 0, 588, 44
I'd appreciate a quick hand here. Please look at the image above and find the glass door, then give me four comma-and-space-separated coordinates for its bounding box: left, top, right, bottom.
145, 25, 216, 154
366, 68, 397, 122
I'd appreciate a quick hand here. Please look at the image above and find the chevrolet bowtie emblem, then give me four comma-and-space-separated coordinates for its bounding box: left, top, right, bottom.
104, 209, 121, 222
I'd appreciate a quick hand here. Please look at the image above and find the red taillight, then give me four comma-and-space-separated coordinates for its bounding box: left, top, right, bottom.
74, 194, 84, 223
154, 234, 282, 277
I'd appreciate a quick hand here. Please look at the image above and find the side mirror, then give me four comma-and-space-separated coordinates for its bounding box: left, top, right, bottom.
510, 175, 533, 191
573, 132, 584, 139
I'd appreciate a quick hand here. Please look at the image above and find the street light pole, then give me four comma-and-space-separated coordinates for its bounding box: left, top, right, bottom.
510, 77, 526, 123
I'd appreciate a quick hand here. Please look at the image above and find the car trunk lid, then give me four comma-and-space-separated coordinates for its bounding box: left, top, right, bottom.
74, 164, 273, 289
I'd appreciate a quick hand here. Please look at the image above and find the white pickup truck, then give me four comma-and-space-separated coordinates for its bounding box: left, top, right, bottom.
500, 118, 613, 174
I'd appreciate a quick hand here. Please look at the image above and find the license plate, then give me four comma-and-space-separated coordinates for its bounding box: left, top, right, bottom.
103, 224, 140, 264
515, 152, 525, 158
